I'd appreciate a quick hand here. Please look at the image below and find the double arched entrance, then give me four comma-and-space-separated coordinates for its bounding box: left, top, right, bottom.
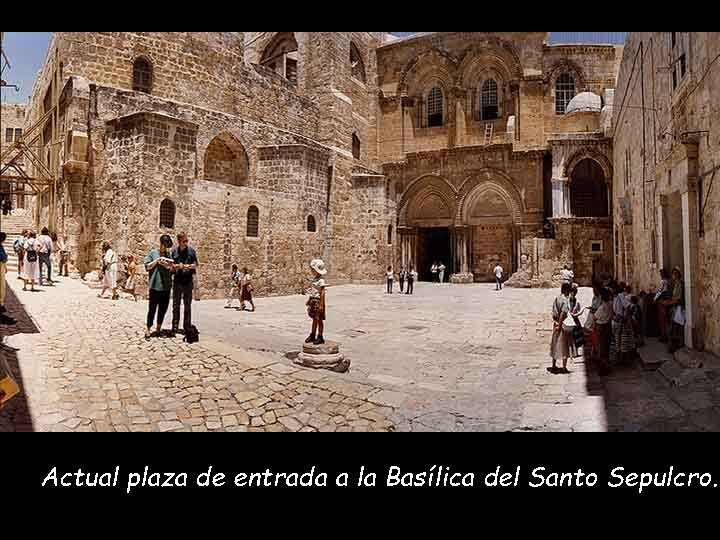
397, 172, 524, 282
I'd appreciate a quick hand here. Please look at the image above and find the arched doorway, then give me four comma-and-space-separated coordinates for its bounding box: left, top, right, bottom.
465, 188, 516, 281
570, 158, 608, 217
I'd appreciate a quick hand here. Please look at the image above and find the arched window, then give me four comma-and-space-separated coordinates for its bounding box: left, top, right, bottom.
307, 215, 316, 232
387, 224, 393, 245
260, 33, 298, 87
352, 133, 361, 159
159, 198, 175, 228
246, 205, 259, 237
204, 132, 249, 186
350, 42, 366, 83
481, 79, 499, 120
427, 87, 443, 127
133, 57, 153, 94
555, 73, 576, 115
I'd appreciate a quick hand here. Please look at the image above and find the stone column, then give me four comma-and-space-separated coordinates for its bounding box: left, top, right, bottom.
681, 140, 700, 349
450, 226, 473, 283
551, 178, 570, 217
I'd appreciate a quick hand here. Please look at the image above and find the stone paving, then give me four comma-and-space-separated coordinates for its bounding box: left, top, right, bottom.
3, 272, 720, 432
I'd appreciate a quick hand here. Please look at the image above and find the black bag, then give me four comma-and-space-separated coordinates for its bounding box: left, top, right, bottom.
184, 325, 199, 344
26, 244, 37, 263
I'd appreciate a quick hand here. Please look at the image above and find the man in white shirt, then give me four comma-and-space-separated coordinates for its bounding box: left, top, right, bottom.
37, 227, 54, 286
493, 262, 504, 290
560, 265, 574, 285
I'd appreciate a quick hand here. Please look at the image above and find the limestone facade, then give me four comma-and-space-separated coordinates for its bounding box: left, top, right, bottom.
0, 102, 29, 210
17, 32, 622, 297
612, 32, 720, 355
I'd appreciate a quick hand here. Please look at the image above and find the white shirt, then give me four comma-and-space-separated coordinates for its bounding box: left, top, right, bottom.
494, 265, 503, 278
595, 302, 612, 324
307, 277, 326, 299
438, 264, 445, 272
386, 271, 394, 279
37, 234, 53, 254
561, 269, 574, 283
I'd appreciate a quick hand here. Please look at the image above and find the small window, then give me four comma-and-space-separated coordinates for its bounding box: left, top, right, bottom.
555, 73, 576, 115
352, 133, 361, 159
247, 205, 259, 237
350, 42, 366, 83
481, 79, 499, 120
590, 241, 603, 254
427, 87, 443, 127
133, 57, 153, 94
307, 215, 316, 232
14, 128, 23, 142
159, 198, 175, 228
5, 128, 13, 143
387, 224, 393, 245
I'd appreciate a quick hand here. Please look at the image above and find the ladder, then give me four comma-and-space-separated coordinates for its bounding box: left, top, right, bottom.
483, 123, 494, 145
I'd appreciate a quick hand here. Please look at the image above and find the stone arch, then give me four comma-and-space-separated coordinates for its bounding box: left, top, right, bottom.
547, 59, 586, 91
398, 175, 457, 227
457, 42, 522, 88
564, 148, 612, 182
397, 48, 458, 96
203, 131, 250, 186
132, 56, 153, 94
456, 170, 524, 224
259, 32, 299, 86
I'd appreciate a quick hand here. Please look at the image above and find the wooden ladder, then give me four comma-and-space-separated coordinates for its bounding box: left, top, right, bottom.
484, 123, 494, 145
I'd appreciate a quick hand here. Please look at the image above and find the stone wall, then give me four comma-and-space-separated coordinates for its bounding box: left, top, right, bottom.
612, 32, 720, 354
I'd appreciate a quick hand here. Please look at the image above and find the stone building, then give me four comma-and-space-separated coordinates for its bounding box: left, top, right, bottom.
612, 32, 720, 355
0, 102, 29, 210
19, 32, 622, 297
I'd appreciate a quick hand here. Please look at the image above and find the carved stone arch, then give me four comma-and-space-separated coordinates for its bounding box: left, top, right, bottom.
456, 169, 524, 224
398, 175, 457, 227
202, 131, 251, 186
564, 148, 612, 183
397, 48, 459, 96
547, 59, 586, 91
456, 42, 522, 88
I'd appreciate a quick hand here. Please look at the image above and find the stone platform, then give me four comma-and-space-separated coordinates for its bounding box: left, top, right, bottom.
295, 340, 350, 373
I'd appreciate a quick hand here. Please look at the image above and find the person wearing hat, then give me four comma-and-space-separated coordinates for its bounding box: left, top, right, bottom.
305, 258, 327, 345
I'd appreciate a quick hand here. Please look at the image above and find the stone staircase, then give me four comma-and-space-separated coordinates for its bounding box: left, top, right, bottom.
0, 212, 34, 275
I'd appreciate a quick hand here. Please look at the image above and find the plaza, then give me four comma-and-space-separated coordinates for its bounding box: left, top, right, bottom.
3, 274, 720, 432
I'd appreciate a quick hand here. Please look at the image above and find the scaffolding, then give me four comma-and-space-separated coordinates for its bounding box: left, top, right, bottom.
1, 37, 61, 232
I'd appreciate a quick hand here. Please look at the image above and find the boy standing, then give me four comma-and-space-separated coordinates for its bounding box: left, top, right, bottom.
493, 262, 504, 290
305, 259, 327, 345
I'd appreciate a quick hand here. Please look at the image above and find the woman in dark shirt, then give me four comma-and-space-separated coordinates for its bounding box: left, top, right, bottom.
143, 234, 174, 339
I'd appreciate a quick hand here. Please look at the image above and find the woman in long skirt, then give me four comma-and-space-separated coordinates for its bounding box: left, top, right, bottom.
610, 284, 635, 365
21, 231, 41, 291
549, 283, 572, 374
98, 241, 119, 300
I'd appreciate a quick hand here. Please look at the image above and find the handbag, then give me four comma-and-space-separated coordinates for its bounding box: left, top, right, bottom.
672, 305, 686, 326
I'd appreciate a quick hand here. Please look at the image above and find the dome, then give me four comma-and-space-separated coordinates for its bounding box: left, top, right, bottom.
565, 91, 601, 114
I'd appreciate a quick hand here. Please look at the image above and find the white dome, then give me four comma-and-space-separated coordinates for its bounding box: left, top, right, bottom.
565, 91, 601, 114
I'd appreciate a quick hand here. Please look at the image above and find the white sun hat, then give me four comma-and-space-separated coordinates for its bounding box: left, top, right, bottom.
310, 258, 327, 275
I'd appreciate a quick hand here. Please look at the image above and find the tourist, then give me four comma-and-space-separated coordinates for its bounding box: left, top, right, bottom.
655, 268, 672, 343
144, 234, 174, 339
12, 229, 27, 277
0, 232, 17, 325
171, 231, 199, 334
493, 261, 504, 291
438, 261, 446, 283
58, 233, 69, 277
98, 241, 119, 300
225, 264, 242, 309
37, 227, 54, 286
549, 283, 572, 374
305, 258, 327, 345
560, 264, 574, 285
123, 254, 138, 302
406, 265, 416, 295
666, 267, 685, 353
565, 285, 586, 358
398, 265, 406, 293
610, 282, 634, 366
240, 267, 255, 312
21, 231, 41, 292
386, 265, 394, 294
431, 262, 438, 282
594, 287, 613, 374
629, 294, 643, 349
584, 281, 603, 358
50, 232, 61, 276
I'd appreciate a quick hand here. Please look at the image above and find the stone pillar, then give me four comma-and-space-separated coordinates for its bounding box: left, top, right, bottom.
450, 226, 473, 283
454, 87, 467, 148
681, 140, 701, 349
398, 226, 415, 269
551, 178, 570, 217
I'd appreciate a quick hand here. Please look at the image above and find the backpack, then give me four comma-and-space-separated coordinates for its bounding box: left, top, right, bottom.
26, 242, 37, 263
184, 325, 199, 344
13, 238, 23, 254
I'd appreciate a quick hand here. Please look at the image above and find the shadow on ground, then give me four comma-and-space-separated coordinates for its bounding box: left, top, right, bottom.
0, 286, 41, 432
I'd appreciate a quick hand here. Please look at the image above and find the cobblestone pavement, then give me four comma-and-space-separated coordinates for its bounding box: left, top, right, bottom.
3, 275, 720, 432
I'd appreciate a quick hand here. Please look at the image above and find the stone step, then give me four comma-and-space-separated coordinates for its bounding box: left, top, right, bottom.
637, 338, 673, 370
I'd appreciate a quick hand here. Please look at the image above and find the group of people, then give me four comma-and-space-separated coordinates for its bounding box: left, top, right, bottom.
97, 243, 138, 301
13, 228, 69, 291
385, 265, 418, 294
549, 266, 686, 376
225, 264, 256, 311
430, 262, 447, 283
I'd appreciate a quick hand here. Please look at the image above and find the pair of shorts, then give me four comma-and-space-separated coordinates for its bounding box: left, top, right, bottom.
306, 297, 325, 321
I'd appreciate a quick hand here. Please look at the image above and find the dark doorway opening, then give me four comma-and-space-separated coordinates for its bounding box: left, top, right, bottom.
417, 227, 451, 281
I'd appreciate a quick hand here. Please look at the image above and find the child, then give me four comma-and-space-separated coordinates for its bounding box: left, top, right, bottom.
225, 264, 242, 308
386, 265, 394, 294
305, 259, 327, 345
124, 254, 138, 301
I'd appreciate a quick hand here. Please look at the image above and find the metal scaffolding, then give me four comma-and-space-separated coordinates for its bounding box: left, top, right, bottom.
1, 37, 61, 231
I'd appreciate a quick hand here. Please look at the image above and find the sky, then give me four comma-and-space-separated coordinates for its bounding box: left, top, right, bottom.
1, 32, 627, 104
